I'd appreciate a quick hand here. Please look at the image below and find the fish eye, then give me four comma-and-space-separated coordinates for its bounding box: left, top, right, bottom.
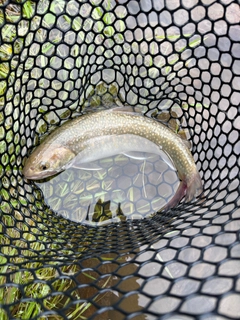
39, 162, 49, 171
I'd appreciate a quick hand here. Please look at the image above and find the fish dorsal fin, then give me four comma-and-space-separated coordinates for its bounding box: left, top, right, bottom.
176, 129, 192, 150
152, 111, 192, 150
110, 105, 143, 115
111, 107, 192, 150
181, 138, 192, 150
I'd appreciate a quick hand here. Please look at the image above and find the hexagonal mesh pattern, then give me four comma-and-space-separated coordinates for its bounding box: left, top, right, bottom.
0, 0, 239, 319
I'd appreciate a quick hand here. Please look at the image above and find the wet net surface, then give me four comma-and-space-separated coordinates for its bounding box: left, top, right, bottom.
0, 0, 240, 319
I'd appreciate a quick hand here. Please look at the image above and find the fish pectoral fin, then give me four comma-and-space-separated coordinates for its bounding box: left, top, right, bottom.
122, 151, 155, 160
159, 149, 176, 171
72, 163, 103, 170
64, 156, 103, 171
70, 159, 103, 170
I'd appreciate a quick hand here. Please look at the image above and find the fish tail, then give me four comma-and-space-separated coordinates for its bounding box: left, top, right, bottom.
185, 171, 203, 203
162, 171, 203, 211
162, 180, 187, 211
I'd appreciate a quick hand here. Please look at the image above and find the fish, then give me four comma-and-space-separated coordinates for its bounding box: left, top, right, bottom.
23, 106, 203, 209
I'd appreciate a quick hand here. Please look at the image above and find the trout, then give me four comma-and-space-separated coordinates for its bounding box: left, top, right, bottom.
23, 107, 203, 209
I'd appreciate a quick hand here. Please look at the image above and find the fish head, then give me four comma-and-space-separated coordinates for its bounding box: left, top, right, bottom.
23, 143, 76, 180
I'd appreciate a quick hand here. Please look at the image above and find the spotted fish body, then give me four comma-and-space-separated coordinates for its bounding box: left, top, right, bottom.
23, 108, 203, 209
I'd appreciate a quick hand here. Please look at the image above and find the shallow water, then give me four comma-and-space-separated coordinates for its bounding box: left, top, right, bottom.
36, 152, 179, 226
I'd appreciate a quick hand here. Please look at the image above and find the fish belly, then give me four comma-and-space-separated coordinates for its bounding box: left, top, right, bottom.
71, 134, 162, 166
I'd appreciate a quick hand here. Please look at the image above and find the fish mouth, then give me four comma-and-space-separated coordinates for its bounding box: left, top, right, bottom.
23, 168, 60, 180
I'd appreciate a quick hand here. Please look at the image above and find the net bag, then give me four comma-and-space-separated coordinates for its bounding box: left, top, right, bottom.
0, 0, 239, 319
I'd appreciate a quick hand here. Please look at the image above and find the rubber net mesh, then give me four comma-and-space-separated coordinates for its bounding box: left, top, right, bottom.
0, 0, 240, 319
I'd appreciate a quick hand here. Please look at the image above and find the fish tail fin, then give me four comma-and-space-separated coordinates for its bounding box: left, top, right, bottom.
162, 171, 203, 211
162, 180, 187, 211
185, 171, 203, 203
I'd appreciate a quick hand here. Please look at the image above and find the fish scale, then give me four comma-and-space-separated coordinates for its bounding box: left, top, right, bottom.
23, 107, 203, 209
65, 111, 193, 176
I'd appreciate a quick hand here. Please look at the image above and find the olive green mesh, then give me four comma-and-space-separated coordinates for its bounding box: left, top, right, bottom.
0, 0, 239, 319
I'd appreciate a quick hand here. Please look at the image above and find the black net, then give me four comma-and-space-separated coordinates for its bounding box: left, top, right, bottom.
0, 0, 240, 319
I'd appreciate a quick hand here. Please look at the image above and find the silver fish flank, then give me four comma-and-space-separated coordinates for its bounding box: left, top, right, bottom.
23, 107, 203, 209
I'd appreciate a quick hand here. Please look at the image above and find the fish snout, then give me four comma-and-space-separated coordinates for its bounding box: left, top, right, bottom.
23, 161, 60, 180
22, 164, 35, 179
